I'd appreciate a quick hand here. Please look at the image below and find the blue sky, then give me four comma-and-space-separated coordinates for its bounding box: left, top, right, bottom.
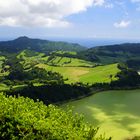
0, 0, 140, 39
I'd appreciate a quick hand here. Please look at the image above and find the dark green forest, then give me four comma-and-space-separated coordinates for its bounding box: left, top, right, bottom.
78, 43, 140, 68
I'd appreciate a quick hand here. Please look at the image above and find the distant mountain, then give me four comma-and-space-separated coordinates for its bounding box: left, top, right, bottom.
0, 36, 86, 53
78, 43, 140, 65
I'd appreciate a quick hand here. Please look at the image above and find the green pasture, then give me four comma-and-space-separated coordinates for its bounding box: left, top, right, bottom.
17, 50, 120, 84
37, 63, 119, 84
48, 56, 95, 67
17, 50, 96, 67
53, 51, 77, 55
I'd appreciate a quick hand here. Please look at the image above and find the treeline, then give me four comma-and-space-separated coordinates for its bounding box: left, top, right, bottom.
110, 63, 140, 88
126, 59, 140, 70
6, 83, 90, 105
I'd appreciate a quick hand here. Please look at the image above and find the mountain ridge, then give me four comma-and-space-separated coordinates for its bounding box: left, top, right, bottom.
78, 43, 140, 65
0, 36, 86, 53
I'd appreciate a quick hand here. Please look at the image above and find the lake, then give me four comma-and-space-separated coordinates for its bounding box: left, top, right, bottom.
61, 89, 140, 140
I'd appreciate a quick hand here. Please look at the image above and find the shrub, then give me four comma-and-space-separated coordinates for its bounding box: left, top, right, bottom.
0, 93, 111, 140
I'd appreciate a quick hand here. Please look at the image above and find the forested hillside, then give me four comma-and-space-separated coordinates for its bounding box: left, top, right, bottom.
0, 36, 86, 54
78, 43, 140, 69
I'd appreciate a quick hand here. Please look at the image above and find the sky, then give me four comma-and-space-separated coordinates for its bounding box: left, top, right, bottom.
0, 0, 140, 40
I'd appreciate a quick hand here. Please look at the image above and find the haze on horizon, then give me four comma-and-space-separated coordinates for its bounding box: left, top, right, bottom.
0, 0, 140, 40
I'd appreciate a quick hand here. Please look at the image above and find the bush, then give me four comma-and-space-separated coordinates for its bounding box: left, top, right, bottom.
0, 93, 111, 140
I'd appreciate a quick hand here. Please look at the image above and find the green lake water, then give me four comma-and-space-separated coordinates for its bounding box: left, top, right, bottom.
61, 90, 140, 140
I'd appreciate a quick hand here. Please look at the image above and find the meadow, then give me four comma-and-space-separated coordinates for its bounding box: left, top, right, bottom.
37, 63, 120, 84
16, 50, 120, 84
61, 89, 140, 140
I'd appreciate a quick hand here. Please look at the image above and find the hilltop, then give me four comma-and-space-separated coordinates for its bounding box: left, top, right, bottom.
0, 36, 86, 54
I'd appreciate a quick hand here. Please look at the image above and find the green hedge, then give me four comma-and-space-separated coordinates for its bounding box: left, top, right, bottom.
0, 93, 110, 140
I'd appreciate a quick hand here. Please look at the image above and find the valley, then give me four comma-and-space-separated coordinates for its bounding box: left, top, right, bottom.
0, 49, 120, 86
1, 1, 140, 139
0, 37, 140, 140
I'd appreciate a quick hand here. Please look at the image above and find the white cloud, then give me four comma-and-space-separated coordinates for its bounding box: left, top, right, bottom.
0, 0, 105, 28
114, 20, 131, 28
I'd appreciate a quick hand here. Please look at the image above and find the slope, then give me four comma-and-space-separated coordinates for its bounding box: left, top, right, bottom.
79, 43, 140, 65
17, 50, 119, 84
0, 36, 86, 54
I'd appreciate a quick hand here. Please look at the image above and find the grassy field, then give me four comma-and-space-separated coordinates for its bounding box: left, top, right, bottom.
61, 89, 140, 140
17, 50, 120, 84
52, 51, 77, 55
37, 63, 120, 84
18, 50, 96, 67
48, 56, 95, 67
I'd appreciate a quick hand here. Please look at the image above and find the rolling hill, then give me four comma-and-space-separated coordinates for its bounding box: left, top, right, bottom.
0, 37, 139, 86
37, 63, 119, 84
1, 37, 140, 70
0, 36, 86, 54
79, 43, 140, 66
16, 50, 119, 84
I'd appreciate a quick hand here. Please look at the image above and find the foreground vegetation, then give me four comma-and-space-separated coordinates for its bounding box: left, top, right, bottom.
0, 93, 111, 140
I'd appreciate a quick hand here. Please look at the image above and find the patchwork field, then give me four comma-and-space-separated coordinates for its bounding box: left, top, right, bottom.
16, 50, 120, 84
61, 89, 140, 140
37, 63, 120, 84
18, 50, 96, 67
